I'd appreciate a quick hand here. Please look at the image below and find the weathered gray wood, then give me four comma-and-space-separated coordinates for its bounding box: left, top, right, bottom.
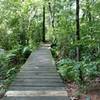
11, 84, 64, 87
3, 96, 69, 100
18, 71, 59, 75
9, 87, 66, 91
4, 46, 69, 100
16, 75, 61, 79
11, 82, 64, 86
21, 67, 56, 70
12, 78, 63, 83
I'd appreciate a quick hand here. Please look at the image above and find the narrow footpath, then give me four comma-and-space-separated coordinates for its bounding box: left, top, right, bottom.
3, 45, 69, 100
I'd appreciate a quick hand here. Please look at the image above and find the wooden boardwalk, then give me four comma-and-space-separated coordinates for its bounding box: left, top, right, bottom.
3, 45, 69, 100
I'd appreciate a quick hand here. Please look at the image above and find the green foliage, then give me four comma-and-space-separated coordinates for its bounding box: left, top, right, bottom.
22, 47, 32, 59
58, 59, 80, 82
0, 54, 8, 79
49, 1, 100, 92
0, 0, 100, 95
0, 0, 42, 50
0, 0, 42, 96
58, 58, 100, 86
6, 46, 24, 64
0, 45, 32, 96
6, 68, 16, 78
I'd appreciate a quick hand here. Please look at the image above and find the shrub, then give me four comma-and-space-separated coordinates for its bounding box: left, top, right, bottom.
57, 58, 100, 85
22, 47, 32, 59
0, 54, 7, 79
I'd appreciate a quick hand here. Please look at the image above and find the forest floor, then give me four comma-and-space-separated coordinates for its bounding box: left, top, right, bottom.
66, 81, 100, 100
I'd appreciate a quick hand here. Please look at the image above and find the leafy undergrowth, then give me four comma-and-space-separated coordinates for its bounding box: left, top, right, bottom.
0, 46, 32, 98
56, 58, 100, 99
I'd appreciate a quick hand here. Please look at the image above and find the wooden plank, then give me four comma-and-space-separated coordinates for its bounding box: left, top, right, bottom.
11, 83, 64, 87
18, 71, 59, 75
9, 87, 66, 91
3, 96, 69, 100
21, 68, 56, 71
22, 67, 56, 70
19, 71, 58, 74
16, 75, 61, 79
5, 91, 68, 96
11, 78, 63, 83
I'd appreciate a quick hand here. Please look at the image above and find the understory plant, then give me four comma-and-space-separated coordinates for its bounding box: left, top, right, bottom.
57, 58, 100, 91
0, 46, 32, 97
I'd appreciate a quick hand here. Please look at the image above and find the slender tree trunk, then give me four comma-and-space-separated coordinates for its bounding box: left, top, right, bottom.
43, 5, 46, 42
76, 0, 83, 83
76, 0, 80, 61
52, 3, 55, 29
48, 1, 55, 29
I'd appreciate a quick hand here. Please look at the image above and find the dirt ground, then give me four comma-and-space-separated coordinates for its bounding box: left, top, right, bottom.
66, 82, 100, 100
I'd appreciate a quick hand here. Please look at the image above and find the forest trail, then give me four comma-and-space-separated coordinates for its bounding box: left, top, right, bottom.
3, 44, 69, 100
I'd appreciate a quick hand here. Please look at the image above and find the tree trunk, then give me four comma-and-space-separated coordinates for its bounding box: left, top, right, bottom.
76, 0, 80, 61
76, 0, 83, 83
48, 1, 55, 29
43, 5, 46, 42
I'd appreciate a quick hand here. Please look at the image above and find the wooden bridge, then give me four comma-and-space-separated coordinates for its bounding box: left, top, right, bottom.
3, 45, 69, 100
